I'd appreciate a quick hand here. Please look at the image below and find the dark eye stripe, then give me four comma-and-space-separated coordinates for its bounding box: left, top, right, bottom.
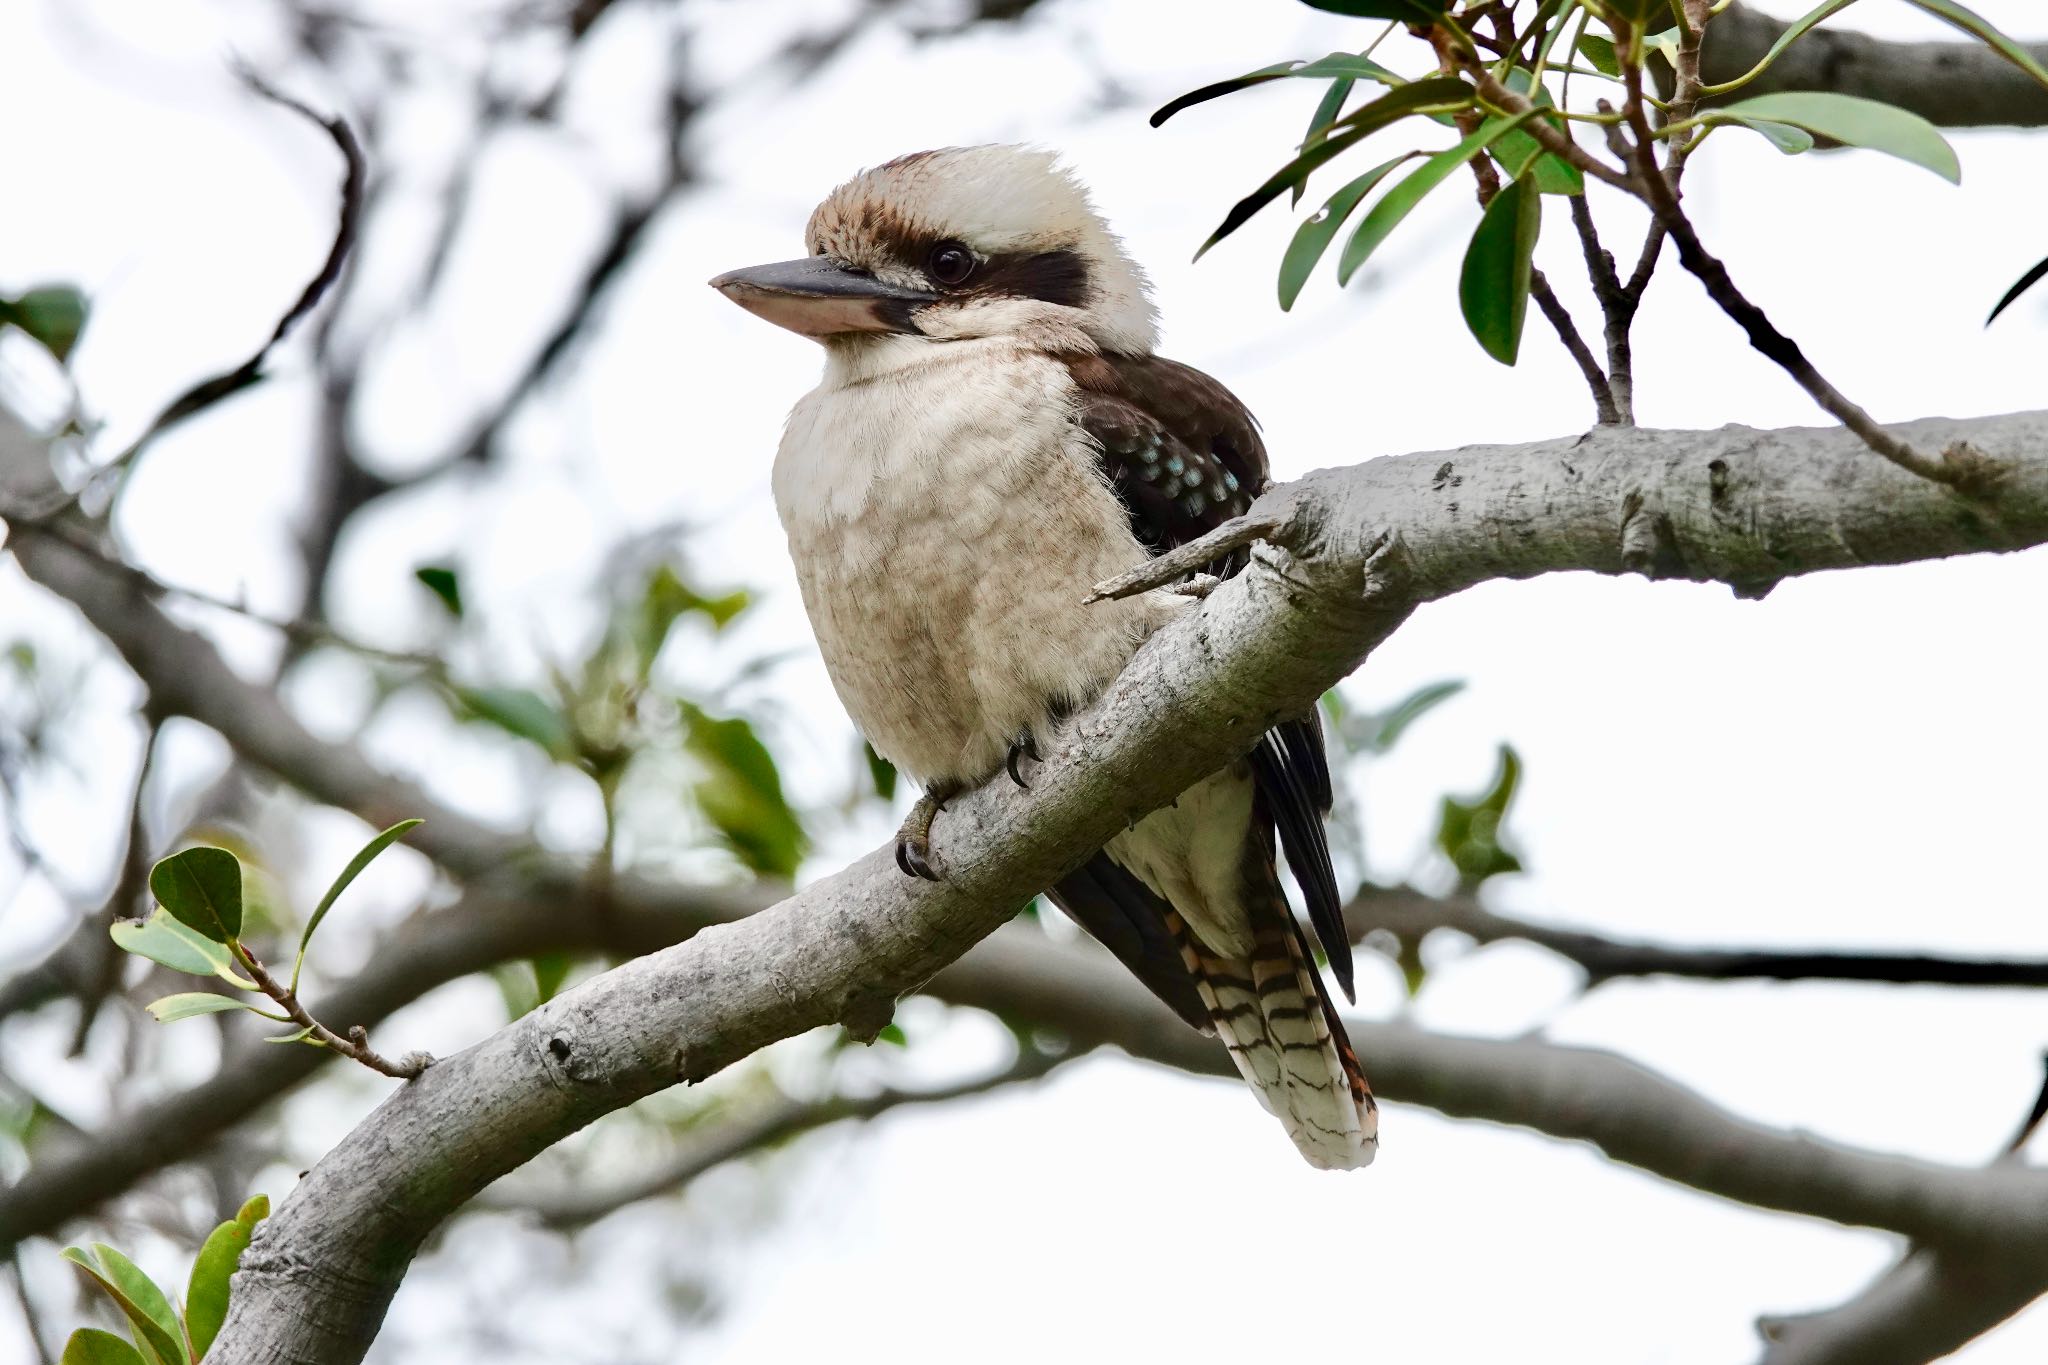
970, 248, 1091, 308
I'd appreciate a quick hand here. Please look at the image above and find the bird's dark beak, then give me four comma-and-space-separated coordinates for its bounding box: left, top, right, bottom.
710, 257, 935, 339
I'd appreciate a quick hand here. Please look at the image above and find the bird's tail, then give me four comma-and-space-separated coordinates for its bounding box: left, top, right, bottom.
1166, 907, 1378, 1170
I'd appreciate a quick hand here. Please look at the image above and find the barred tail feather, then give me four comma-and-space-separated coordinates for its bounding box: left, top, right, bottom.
1166, 909, 1378, 1170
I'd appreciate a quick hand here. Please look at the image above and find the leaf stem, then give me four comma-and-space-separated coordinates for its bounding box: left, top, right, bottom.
229, 941, 429, 1079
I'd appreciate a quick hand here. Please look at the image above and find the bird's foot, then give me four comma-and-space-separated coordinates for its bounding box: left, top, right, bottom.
1005, 731, 1041, 789
894, 781, 959, 882
1164, 573, 1221, 599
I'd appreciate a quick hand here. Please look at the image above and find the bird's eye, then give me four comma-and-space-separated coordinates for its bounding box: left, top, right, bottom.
926, 241, 976, 286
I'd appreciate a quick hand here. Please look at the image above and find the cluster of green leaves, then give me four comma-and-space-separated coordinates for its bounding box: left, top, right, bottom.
430, 561, 805, 882
1437, 743, 1525, 889
0, 282, 88, 363
60, 1195, 267, 1364
112, 820, 419, 1035
1160, 0, 2045, 362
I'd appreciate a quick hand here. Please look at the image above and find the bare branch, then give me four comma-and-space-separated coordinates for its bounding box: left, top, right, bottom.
18, 76, 363, 521
7, 523, 529, 883
229, 941, 428, 1079
483, 1047, 1068, 1230
1349, 884, 2048, 990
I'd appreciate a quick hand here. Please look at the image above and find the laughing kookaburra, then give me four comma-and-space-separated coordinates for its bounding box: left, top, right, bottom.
712, 145, 1376, 1169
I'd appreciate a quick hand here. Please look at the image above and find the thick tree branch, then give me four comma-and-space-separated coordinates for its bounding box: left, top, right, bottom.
1755, 1247, 2048, 1365
174, 409, 2048, 1364
1700, 4, 2048, 128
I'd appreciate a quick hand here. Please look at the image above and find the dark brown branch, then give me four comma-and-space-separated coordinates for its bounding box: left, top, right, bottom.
1531, 267, 1621, 425
1567, 193, 1637, 423
1617, 60, 1987, 491
1349, 885, 2048, 990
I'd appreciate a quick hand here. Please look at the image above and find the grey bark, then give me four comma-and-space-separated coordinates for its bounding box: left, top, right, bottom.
1703, 5, 2048, 128
169, 408, 2048, 1364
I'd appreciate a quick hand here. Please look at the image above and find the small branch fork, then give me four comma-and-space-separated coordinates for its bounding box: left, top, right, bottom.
229, 941, 429, 1080
1441, 3, 2004, 492
11, 70, 364, 523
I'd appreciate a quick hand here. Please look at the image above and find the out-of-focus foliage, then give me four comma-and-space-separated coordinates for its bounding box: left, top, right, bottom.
59, 1196, 268, 1364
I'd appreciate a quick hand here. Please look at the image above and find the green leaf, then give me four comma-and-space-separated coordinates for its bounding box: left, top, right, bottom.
145, 992, 285, 1024
1337, 108, 1543, 284
635, 566, 749, 670
454, 686, 575, 759
148, 847, 243, 944
1734, 119, 1816, 155
1704, 0, 1860, 95
1372, 679, 1466, 750
1298, 0, 1450, 19
0, 284, 90, 362
531, 952, 573, 1005
261, 1024, 321, 1045
62, 1245, 187, 1365
110, 911, 257, 989
184, 1195, 267, 1359
874, 1022, 908, 1047
1294, 75, 1357, 205
1153, 52, 1416, 127
1902, 0, 2048, 92
1576, 32, 1621, 76
1154, 60, 1310, 128
1706, 92, 1959, 182
62, 1329, 149, 1365
412, 565, 462, 617
1460, 173, 1543, 364
293, 818, 422, 990
681, 702, 806, 878
1198, 76, 1475, 258
1436, 744, 1525, 887
1490, 70, 1584, 195
1987, 250, 2048, 325
862, 742, 898, 802
1279, 153, 1420, 310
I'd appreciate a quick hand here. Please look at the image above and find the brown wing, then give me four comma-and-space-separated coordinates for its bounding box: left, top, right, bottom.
1058, 352, 1353, 1002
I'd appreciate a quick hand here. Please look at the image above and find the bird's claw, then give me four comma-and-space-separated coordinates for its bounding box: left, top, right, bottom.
895, 834, 940, 881
893, 784, 955, 882
1005, 731, 1041, 789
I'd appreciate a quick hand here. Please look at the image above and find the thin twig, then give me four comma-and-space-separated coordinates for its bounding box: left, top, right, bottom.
7, 1249, 53, 1365
2005, 1053, 2048, 1156
1430, 21, 1618, 424
3, 521, 442, 670
69, 710, 166, 1054
1349, 884, 2048, 990
19, 71, 365, 521
486, 1048, 1069, 1229
230, 941, 429, 1079
1085, 511, 1287, 603
1614, 59, 1987, 489
1530, 270, 1620, 423
1567, 194, 1637, 423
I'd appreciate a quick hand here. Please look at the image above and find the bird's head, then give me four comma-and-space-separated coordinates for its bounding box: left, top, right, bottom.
711, 145, 1157, 357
